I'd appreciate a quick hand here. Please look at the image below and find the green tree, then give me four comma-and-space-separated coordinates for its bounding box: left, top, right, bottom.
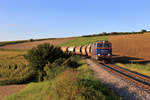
25, 43, 65, 81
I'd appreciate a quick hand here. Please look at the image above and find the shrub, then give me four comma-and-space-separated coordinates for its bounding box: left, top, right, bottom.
29, 38, 34, 42
141, 29, 147, 32
43, 57, 79, 81
25, 43, 64, 69
25, 43, 67, 81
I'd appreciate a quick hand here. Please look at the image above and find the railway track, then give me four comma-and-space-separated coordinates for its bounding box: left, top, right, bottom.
91, 59, 150, 92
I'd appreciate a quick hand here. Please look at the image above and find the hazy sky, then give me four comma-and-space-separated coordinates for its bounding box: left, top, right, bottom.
0, 0, 150, 41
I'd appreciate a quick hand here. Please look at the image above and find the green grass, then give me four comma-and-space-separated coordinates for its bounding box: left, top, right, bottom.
0, 50, 36, 85
58, 36, 109, 46
4, 56, 122, 100
116, 63, 150, 77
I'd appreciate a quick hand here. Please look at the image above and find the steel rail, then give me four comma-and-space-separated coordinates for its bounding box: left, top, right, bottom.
106, 64, 150, 85
91, 59, 150, 92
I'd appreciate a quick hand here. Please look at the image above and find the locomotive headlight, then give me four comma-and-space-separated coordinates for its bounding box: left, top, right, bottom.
98, 54, 101, 56
108, 54, 110, 56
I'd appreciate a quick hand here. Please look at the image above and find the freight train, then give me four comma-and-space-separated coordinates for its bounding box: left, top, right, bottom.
61, 40, 112, 63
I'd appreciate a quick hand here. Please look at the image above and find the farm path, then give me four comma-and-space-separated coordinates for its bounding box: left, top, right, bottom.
0, 84, 26, 100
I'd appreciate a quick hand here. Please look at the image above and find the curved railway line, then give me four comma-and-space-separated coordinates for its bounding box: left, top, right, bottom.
91, 59, 150, 92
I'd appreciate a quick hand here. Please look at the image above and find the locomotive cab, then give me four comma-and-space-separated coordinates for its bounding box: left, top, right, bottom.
91, 40, 112, 62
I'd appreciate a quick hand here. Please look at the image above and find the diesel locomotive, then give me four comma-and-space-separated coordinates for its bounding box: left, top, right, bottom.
61, 40, 112, 63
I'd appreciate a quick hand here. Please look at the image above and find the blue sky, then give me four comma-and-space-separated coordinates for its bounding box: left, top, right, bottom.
0, 0, 150, 41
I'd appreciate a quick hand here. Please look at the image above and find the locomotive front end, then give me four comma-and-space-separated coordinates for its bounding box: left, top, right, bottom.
91, 40, 112, 62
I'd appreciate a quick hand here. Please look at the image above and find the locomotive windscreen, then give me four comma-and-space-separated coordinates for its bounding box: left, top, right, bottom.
97, 43, 109, 47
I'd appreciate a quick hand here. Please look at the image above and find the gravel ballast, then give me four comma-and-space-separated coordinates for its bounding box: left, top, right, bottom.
86, 59, 150, 100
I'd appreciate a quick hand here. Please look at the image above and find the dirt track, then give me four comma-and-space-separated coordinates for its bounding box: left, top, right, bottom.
0, 84, 26, 100
109, 34, 150, 62
0, 38, 73, 50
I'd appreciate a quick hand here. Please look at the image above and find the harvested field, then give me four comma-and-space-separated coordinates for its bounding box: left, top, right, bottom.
109, 34, 150, 62
0, 38, 74, 50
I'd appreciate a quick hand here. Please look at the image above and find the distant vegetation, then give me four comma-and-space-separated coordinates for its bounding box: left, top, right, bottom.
59, 36, 109, 46
81, 31, 144, 37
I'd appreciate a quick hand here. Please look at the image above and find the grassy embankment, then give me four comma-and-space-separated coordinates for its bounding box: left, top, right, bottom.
4, 56, 122, 100
59, 36, 109, 46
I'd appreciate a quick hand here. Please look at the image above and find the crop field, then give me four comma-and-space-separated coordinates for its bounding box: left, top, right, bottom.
109, 34, 150, 60
0, 50, 35, 85
109, 34, 150, 76
59, 36, 109, 46
0, 38, 74, 50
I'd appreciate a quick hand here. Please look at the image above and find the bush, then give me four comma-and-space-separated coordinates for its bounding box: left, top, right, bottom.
29, 38, 34, 42
25, 43, 68, 81
43, 57, 79, 81
141, 29, 147, 32
25, 43, 64, 69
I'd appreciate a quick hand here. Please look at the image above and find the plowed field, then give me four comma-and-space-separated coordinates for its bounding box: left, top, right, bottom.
0, 38, 73, 50
109, 34, 150, 62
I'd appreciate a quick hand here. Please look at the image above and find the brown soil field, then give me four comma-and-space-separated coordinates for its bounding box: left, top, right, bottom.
0, 38, 74, 50
0, 84, 26, 100
109, 34, 150, 62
